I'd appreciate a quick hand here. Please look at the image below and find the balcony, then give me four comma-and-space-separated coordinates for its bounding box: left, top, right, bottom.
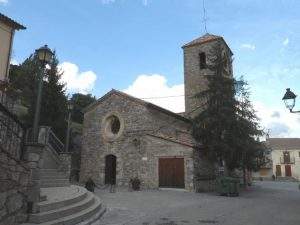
280, 157, 295, 164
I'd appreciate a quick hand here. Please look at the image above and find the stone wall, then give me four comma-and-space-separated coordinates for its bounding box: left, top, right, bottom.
70, 130, 82, 182
80, 92, 195, 190
183, 40, 233, 118
0, 149, 30, 225
193, 149, 217, 192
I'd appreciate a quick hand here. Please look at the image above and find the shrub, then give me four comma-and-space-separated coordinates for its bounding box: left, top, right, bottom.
130, 177, 141, 191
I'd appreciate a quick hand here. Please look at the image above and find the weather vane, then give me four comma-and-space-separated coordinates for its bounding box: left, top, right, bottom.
202, 0, 208, 33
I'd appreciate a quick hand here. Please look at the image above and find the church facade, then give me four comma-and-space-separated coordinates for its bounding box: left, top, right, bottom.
80, 34, 233, 191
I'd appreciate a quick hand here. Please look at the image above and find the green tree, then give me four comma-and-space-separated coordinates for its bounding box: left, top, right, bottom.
69, 93, 96, 124
9, 52, 68, 141
231, 78, 268, 184
192, 44, 237, 168
192, 45, 268, 183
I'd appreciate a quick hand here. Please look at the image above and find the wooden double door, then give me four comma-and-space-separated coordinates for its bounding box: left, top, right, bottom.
159, 158, 185, 188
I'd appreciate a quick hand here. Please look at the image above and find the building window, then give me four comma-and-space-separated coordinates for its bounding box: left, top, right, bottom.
110, 116, 120, 134
103, 114, 123, 140
283, 151, 290, 164
299, 152, 300, 157
199, 52, 206, 69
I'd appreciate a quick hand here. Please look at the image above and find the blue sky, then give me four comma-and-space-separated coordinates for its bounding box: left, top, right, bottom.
1, 0, 300, 137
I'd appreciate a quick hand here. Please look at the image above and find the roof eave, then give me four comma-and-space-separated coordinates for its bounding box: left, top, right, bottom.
0, 13, 26, 30
182, 37, 233, 56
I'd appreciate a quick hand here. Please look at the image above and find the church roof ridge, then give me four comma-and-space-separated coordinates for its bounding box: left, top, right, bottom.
82, 89, 191, 123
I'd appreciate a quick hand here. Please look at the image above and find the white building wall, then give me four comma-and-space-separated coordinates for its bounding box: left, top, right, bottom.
272, 149, 300, 180
0, 21, 13, 81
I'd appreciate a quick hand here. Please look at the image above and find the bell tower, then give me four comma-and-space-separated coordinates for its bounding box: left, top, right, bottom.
182, 33, 233, 118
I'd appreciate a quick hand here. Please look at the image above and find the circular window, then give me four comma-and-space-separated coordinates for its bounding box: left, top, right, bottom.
103, 114, 123, 140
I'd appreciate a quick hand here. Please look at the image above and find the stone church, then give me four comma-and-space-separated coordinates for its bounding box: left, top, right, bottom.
79, 34, 233, 191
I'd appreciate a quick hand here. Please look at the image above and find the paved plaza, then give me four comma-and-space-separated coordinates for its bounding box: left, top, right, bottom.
94, 181, 300, 225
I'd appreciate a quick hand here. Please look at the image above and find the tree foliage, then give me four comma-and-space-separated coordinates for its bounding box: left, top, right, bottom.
9, 52, 68, 141
69, 93, 96, 124
192, 43, 268, 175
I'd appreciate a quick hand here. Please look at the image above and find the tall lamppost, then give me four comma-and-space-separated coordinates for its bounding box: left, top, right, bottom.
33, 45, 54, 142
65, 101, 73, 152
282, 88, 300, 114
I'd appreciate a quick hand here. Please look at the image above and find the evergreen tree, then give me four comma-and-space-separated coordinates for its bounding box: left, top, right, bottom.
192, 43, 237, 167
231, 78, 269, 183
9, 51, 68, 141
192, 45, 268, 181
69, 93, 96, 124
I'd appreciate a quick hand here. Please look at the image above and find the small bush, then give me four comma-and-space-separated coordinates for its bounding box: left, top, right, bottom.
130, 177, 141, 191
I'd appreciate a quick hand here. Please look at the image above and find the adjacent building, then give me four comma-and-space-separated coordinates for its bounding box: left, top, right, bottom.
0, 13, 25, 82
253, 138, 300, 181
80, 34, 233, 191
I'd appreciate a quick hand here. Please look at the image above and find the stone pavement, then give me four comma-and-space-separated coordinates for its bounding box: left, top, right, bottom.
93, 181, 300, 225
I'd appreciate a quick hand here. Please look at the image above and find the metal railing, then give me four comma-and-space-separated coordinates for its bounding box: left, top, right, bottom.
0, 101, 26, 160
280, 157, 295, 164
26, 126, 65, 154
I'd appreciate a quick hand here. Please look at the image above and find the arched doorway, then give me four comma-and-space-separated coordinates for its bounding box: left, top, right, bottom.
105, 155, 116, 185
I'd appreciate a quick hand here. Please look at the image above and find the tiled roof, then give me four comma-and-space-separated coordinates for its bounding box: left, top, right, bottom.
82, 89, 191, 123
0, 13, 26, 30
182, 33, 222, 48
182, 33, 233, 55
267, 138, 300, 150
147, 133, 195, 148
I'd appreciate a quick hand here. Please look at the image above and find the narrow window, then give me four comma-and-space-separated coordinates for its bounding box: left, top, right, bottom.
199, 52, 206, 69
299, 152, 300, 157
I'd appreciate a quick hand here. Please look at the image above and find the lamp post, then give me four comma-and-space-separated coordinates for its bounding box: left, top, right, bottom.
32, 45, 54, 142
65, 101, 73, 152
282, 88, 300, 113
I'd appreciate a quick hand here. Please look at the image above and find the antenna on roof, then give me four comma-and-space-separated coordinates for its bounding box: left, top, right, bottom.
202, 0, 208, 33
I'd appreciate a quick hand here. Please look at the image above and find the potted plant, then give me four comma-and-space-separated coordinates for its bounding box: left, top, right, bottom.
130, 177, 141, 191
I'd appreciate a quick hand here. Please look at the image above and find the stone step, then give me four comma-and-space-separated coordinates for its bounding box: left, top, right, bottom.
38, 186, 87, 213
276, 176, 298, 182
40, 179, 70, 188
40, 175, 69, 181
40, 169, 68, 176
26, 195, 104, 225
29, 192, 95, 223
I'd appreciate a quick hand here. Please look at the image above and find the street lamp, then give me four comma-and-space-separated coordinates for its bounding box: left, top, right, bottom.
32, 45, 54, 142
65, 101, 73, 152
282, 88, 300, 113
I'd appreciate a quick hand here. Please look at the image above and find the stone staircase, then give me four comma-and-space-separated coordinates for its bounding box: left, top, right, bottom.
276, 176, 298, 182
40, 169, 70, 188
23, 185, 106, 225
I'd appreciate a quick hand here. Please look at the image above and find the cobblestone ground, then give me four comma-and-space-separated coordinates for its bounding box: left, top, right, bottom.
93, 181, 300, 225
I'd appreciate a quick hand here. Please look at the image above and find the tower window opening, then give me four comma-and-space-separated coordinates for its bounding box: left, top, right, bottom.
199, 52, 206, 69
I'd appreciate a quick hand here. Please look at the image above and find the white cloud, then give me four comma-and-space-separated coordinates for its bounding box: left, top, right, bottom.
0, 0, 8, 4
10, 59, 18, 65
241, 43, 256, 50
58, 62, 97, 94
143, 0, 148, 6
123, 74, 185, 113
253, 101, 300, 138
100, 0, 149, 5
283, 38, 289, 46
101, 0, 115, 4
